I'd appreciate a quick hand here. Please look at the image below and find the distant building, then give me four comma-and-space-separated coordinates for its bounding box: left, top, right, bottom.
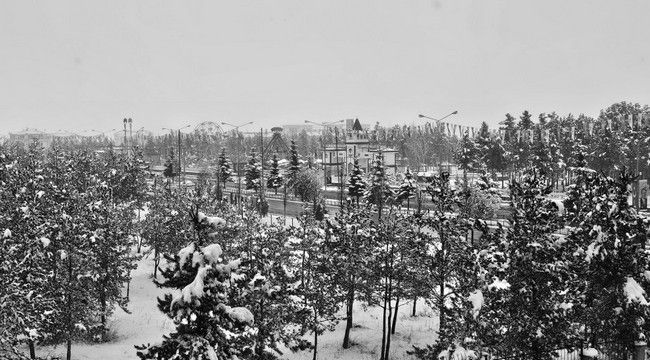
8, 128, 81, 148
323, 119, 398, 185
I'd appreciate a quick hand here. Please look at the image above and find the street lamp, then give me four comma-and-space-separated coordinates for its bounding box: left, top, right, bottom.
418, 111, 459, 171
305, 119, 346, 209
123, 118, 133, 156
162, 125, 191, 189
221, 122, 254, 211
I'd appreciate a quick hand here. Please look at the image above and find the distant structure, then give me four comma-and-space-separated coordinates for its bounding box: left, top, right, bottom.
265, 127, 291, 160
194, 121, 223, 137
323, 119, 398, 186
8, 128, 80, 148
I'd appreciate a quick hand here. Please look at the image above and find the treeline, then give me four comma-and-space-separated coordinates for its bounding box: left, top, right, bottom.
140, 151, 649, 359
0, 143, 148, 360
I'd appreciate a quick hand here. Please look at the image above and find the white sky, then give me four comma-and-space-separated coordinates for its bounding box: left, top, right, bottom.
1, 0, 649, 134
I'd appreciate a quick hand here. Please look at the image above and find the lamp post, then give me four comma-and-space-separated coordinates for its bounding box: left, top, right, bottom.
123, 118, 133, 156
221, 121, 254, 211
418, 111, 459, 172
162, 125, 191, 189
305, 119, 346, 209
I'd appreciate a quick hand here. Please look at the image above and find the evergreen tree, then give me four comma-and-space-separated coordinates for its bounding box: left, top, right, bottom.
217, 148, 233, 184
244, 148, 261, 191
363, 151, 394, 219
266, 153, 283, 194
564, 171, 650, 351
519, 110, 534, 130
396, 168, 417, 212
136, 208, 257, 360
163, 148, 178, 179
287, 140, 301, 187
324, 208, 378, 349
346, 158, 367, 207
456, 131, 482, 184
477, 172, 572, 359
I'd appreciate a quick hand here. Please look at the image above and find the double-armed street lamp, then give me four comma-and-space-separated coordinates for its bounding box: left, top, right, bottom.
162, 125, 191, 188
418, 110, 458, 123
305, 119, 346, 208
221, 121, 254, 210
418, 111, 459, 169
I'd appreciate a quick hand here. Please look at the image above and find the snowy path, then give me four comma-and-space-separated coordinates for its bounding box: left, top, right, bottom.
31, 254, 437, 360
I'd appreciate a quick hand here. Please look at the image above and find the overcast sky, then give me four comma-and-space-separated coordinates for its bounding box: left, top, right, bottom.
1, 0, 649, 134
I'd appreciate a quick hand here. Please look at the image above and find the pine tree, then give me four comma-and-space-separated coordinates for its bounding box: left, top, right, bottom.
519, 110, 534, 130
396, 168, 417, 212
217, 147, 233, 184
216, 147, 233, 201
163, 147, 177, 179
346, 158, 367, 207
363, 151, 394, 219
136, 208, 257, 360
267, 153, 283, 194
287, 140, 301, 187
477, 172, 572, 359
564, 170, 650, 351
244, 148, 261, 191
324, 208, 378, 349
456, 131, 481, 185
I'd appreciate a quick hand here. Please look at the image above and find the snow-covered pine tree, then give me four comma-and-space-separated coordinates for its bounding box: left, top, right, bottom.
346, 158, 366, 207
0, 143, 60, 359
136, 207, 257, 360
456, 131, 482, 186
244, 148, 261, 191
288, 214, 342, 360
266, 153, 283, 194
226, 215, 311, 358
287, 140, 301, 188
396, 168, 417, 212
564, 170, 650, 351
324, 208, 378, 349
216, 147, 233, 201
419, 172, 477, 347
363, 151, 394, 219
477, 171, 573, 359
142, 189, 194, 278
163, 147, 178, 181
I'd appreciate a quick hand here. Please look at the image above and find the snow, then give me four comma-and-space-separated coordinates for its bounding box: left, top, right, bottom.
201, 244, 223, 264
438, 345, 477, 360
3, 228, 11, 238
177, 242, 196, 268
582, 347, 599, 357
197, 211, 226, 228
487, 278, 511, 291
468, 290, 483, 318
227, 306, 255, 326
172, 265, 209, 308
624, 277, 648, 305
40, 237, 50, 247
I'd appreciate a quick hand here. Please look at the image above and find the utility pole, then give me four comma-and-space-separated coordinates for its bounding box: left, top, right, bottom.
221, 121, 254, 213
162, 125, 191, 190
305, 119, 345, 201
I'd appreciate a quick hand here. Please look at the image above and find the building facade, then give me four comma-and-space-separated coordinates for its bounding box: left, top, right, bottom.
322, 119, 398, 185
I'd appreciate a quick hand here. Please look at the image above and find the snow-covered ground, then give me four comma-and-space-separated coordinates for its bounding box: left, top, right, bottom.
28, 253, 438, 360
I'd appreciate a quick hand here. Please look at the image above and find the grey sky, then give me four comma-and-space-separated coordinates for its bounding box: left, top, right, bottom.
1, 0, 649, 134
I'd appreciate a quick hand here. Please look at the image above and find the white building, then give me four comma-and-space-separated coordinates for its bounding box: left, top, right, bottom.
322, 119, 398, 185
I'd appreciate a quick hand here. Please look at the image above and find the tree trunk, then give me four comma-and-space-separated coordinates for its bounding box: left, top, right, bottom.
153, 247, 159, 279
412, 296, 417, 317
342, 285, 355, 349
380, 289, 388, 360
391, 296, 400, 335
66, 254, 73, 360
100, 289, 107, 340
312, 311, 318, 360
28, 339, 36, 359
